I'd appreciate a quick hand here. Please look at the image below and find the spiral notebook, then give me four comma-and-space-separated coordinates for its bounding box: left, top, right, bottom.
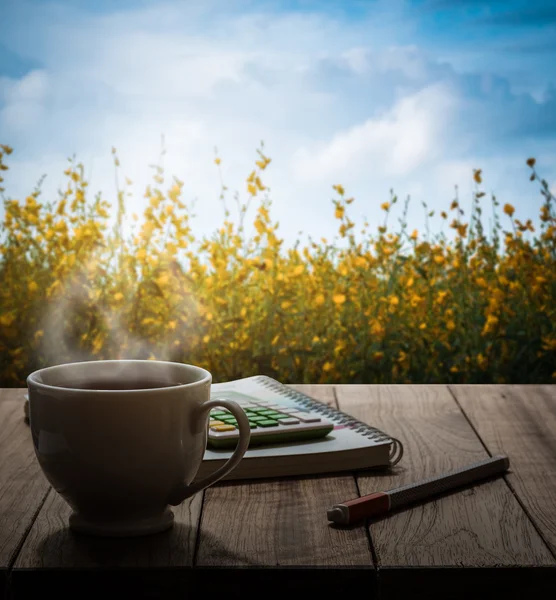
196, 375, 404, 481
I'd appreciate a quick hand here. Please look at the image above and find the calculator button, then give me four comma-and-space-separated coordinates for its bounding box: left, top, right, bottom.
257, 409, 279, 416
211, 424, 236, 432
290, 413, 321, 423
209, 420, 224, 426
248, 415, 269, 423
279, 418, 300, 425
257, 419, 279, 427
210, 411, 228, 417
278, 408, 299, 414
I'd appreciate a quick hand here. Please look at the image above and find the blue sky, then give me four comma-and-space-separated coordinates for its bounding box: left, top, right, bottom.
1, 0, 555, 246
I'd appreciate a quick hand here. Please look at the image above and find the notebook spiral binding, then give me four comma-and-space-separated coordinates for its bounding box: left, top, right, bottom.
254, 376, 404, 466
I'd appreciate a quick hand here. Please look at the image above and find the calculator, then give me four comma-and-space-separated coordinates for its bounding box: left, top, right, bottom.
207, 391, 334, 449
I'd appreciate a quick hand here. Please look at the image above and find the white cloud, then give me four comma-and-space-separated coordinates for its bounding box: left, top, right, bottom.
291, 83, 457, 182
0, 69, 48, 133
0, 0, 554, 249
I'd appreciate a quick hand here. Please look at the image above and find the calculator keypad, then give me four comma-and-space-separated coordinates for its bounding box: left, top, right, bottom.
207, 396, 333, 448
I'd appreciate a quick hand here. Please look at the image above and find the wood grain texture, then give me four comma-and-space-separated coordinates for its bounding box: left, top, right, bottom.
335, 384, 556, 599
450, 385, 556, 556
11, 486, 202, 599
13, 488, 202, 569
0, 389, 50, 600
196, 385, 373, 570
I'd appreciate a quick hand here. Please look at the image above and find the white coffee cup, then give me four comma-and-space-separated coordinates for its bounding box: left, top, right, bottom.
27, 360, 250, 537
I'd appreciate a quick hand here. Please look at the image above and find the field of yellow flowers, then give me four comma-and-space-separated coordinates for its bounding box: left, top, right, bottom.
0, 142, 555, 386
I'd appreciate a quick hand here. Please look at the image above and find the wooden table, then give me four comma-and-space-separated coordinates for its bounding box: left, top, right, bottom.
1, 385, 555, 599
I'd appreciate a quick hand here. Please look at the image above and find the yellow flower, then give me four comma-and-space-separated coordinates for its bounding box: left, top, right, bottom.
323, 361, 333, 372
476, 353, 488, 370
436, 290, 449, 304
333, 184, 345, 196
354, 256, 366, 268
113, 292, 124, 302
503, 203, 515, 217
473, 169, 482, 184
28, 281, 39, 293
332, 293, 346, 305
410, 293, 423, 307
203, 335, 211, 343
247, 183, 257, 196
541, 336, 556, 352
481, 314, 499, 335
419, 323, 426, 330
281, 300, 292, 309
450, 365, 459, 373
373, 351, 384, 361
434, 255, 445, 265
156, 273, 170, 287
406, 277, 414, 288
315, 294, 325, 306
370, 320, 385, 337
293, 265, 304, 276
389, 295, 399, 306
410, 229, 418, 240
381, 202, 390, 211
214, 157, 221, 165
446, 320, 456, 331
271, 334, 280, 346
136, 248, 147, 261
0, 314, 15, 327
456, 223, 468, 237
335, 205, 345, 219
54, 220, 67, 233
254, 218, 266, 235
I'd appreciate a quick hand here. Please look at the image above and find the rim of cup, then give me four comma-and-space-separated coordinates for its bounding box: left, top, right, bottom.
27, 359, 211, 394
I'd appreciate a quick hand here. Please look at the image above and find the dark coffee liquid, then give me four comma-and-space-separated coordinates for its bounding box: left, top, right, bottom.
57, 379, 183, 390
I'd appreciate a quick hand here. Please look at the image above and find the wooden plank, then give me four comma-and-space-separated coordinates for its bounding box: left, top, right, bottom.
450, 385, 556, 555
335, 385, 556, 599
12, 488, 202, 598
195, 385, 375, 595
0, 389, 50, 600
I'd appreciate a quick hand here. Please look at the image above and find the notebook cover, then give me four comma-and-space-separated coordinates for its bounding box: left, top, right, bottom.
197, 376, 403, 480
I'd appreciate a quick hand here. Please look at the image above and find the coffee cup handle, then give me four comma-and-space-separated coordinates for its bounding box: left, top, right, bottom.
167, 399, 250, 505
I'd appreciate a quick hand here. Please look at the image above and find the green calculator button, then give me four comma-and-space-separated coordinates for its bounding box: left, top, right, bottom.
210, 411, 228, 417
256, 409, 278, 416
258, 419, 278, 427
248, 423, 258, 429
248, 415, 268, 423
222, 418, 238, 425
252, 408, 271, 415
276, 414, 292, 420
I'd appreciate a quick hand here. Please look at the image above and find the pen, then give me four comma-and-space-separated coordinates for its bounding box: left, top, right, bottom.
327, 454, 510, 525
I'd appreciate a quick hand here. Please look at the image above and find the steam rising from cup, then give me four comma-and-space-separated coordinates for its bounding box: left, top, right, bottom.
37, 256, 200, 384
